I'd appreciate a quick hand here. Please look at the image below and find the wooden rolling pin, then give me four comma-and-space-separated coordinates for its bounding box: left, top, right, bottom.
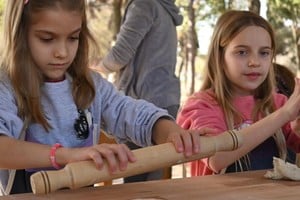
30, 130, 242, 194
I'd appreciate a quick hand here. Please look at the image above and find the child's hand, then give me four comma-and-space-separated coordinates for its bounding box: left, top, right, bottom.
152, 118, 216, 157
281, 78, 300, 121
66, 143, 136, 174
166, 126, 216, 157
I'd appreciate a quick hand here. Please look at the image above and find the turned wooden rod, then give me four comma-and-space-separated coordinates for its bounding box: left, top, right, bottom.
30, 131, 242, 194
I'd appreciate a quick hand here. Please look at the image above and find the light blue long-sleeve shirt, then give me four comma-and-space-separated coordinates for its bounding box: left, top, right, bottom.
0, 70, 171, 195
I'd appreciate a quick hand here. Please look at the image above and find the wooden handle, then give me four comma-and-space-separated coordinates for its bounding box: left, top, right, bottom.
31, 131, 242, 194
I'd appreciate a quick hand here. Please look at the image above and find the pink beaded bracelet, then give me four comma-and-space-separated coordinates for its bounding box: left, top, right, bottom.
50, 143, 62, 169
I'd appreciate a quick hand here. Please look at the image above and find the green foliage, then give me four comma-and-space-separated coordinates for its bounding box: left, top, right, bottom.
0, 0, 297, 69
267, 0, 300, 69
176, 0, 299, 69
0, 0, 4, 27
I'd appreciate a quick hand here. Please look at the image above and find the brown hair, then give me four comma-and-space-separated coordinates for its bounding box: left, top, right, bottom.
274, 63, 295, 97
0, 0, 97, 130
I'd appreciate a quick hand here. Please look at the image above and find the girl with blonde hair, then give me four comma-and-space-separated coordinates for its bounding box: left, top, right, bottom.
177, 10, 300, 176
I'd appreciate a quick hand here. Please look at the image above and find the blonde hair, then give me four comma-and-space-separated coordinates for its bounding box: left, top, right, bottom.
0, 0, 97, 130
201, 10, 287, 169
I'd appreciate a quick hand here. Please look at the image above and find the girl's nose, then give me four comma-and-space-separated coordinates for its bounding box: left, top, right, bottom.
54, 42, 68, 58
248, 54, 260, 67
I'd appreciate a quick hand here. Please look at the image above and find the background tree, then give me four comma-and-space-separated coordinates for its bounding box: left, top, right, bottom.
0, 0, 297, 100
0, 0, 4, 28
177, 0, 199, 95
249, 0, 261, 14
267, 0, 300, 71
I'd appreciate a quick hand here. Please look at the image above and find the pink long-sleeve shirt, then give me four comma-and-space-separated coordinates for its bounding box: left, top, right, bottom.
177, 89, 300, 176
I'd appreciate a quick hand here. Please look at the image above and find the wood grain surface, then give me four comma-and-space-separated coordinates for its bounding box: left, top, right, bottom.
3, 170, 300, 200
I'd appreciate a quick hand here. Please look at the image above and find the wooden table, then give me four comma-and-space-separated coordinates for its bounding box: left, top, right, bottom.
2, 170, 300, 199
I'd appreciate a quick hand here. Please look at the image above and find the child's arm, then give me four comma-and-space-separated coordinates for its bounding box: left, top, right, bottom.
0, 136, 52, 169
0, 136, 136, 174
208, 78, 300, 173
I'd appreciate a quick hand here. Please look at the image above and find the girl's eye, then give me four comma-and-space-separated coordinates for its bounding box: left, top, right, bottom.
69, 36, 79, 41
69, 34, 79, 40
260, 51, 271, 57
40, 38, 53, 42
236, 50, 247, 56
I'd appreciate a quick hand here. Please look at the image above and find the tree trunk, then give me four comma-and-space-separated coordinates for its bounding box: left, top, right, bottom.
186, 0, 198, 95
295, 27, 300, 70
111, 0, 123, 40
248, 0, 261, 15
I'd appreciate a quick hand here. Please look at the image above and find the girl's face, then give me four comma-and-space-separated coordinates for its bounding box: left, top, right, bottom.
28, 8, 82, 81
224, 25, 273, 96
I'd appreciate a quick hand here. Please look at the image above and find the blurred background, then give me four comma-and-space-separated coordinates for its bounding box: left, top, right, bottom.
0, 0, 299, 103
